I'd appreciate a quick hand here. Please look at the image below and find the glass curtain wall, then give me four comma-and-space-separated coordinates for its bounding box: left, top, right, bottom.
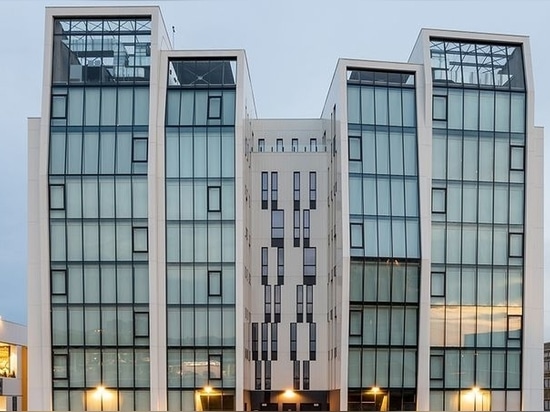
48, 18, 152, 410
346, 70, 420, 411
164, 59, 237, 411
429, 40, 526, 411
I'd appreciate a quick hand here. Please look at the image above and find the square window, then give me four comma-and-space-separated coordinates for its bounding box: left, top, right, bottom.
52, 95, 67, 119
350, 223, 363, 248
509, 233, 523, 257
510, 146, 524, 171
133, 138, 148, 162
208, 96, 222, 119
431, 272, 445, 297
50, 184, 65, 210
208, 271, 222, 296
134, 312, 149, 337
349, 136, 362, 161
433, 95, 447, 121
208, 186, 221, 212
432, 188, 446, 213
133, 227, 148, 252
51, 270, 67, 295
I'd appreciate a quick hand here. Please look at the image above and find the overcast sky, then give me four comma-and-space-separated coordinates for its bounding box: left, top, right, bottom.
1, 0, 549, 338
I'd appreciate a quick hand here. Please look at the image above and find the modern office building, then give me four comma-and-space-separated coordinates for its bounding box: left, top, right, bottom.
0, 318, 27, 411
28, 6, 544, 411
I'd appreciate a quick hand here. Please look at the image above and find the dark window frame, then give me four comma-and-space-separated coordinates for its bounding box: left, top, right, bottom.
49, 184, 66, 210
432, 95, 448, 121
132, 226, 148, 253
207, 95, 222, 119
132, 137, 148, 163
134, 311, 149, 338
349, 136, 362, 161
309, 172, 317, 209
208, 270, 222, 296
510, 145, 525, 171
432, 188, 447, 214
207, 186, 222, 212
350, 223, 364, 248
261, 172, 268, 209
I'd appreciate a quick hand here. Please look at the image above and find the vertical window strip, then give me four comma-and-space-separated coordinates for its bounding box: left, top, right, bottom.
261, 323, 268, 361
297, 285, 304, 323
274, 285, 281, 323
261, 247, 268, 285
264, 286, 271, 323
271, 324, 278, 360
290, 323, 297, 361
271, 172, 278, 209
261, 172, 268, 209
309, 172, 317, 209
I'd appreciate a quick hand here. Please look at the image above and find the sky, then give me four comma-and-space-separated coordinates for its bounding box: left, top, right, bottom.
1, 0, 549, 337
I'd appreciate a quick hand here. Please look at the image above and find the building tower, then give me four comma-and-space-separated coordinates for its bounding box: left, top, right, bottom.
28, 6, 543, 411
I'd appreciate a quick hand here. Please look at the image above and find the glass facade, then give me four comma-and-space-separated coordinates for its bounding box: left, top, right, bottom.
164, 59, 237, 411
429, 39, 526, 411
347, 70, 420, 411
48, 17, 152, 410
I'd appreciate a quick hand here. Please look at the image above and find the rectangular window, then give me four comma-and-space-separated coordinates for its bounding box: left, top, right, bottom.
265, 360, 272, 390
303, 360, 310, 390
303, 210, 310, 247
132, 227, 148, 252
134, 312, 149, 337
433, 95, 447, 120
306, 285, 313, 323
309, 323, 316, 360
293, 172, 300, 210
297, 285, 304, 323
349, 136, 362, 161
350, 223, 364, 248
276, 138, 284, 152
509, 233, 523, 257
261, 323, 268, 360
261, 247, 268, 285
277, 248, 284, 285
261, 172, 268, 209
252, 323, 259, 361
292, 138, 298, 152
264, 286, 272, 323
208, 96, 222, 119
304, 247, 316, 285
271, 210, 284, 247
51, 270, 67, 295
53, 354, 68, 379
430, 354, 444, 380
293, 210, 300, 247
274, 285, 281, 323
431, 272, 445, 297
132, 138, 148, 162
508, 315, 522, 340
52, 94, 67, 119
432, 188, 446, 213
293, 360, 300, 390
271, 324, 278, 360
271, 172, 278, 209
49, 184, 65, 210
310, 138, 317, 152
290, 323, 297, 361
255, 360, 261, 390
208, 354, 222, 379
208, 271, 222, 296
350, 310, 362, 336
510, 146, 524, 170
309, 172, 317, 209
258, 139, 265, 152
207, 186, 221, 212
